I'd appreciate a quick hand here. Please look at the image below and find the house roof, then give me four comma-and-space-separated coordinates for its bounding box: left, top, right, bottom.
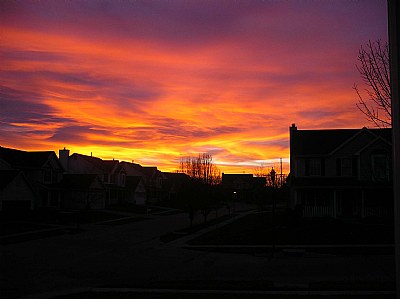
125, 176, 142, 189
141, 166, 158, 177
291, 128, 392, 156
162, 172, 192, 191
103, 160, 119, 173
0, 170, 20, 190
163, 172, 192, 182
70, 153, 105, 171
120, 161, 145, 176
0, 146, 55, 169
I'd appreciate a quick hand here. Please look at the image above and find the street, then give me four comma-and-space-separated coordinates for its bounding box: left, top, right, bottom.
0, 204, 396, 299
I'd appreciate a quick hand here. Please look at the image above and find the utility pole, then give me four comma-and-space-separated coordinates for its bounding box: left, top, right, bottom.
388, 1, 400, 298
270, 167, 276, 258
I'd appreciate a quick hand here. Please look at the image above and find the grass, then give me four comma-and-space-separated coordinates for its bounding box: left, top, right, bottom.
0, 222, 56, 236
187, 212, 394, 246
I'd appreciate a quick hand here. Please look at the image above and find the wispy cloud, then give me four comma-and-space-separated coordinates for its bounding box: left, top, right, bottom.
0, 0, 387, 173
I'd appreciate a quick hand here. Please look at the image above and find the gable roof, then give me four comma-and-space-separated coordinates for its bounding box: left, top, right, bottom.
120, 161, 143, 176
125, 176, 143, 189
141, 166, 158, 177
0, 146, 56, 169
103, 160, 119, 173
70, 153, 104, 171
0, 170, 35, 195
0, 170, 20, 190
291, 128, 391, 156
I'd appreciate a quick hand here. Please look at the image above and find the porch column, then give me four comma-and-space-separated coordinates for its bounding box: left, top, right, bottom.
333, 190, 337, 218
388, 1, 400, 297
361, 190, 365, 218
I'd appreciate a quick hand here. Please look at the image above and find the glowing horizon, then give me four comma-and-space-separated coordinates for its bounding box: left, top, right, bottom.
0, 0, 388, 174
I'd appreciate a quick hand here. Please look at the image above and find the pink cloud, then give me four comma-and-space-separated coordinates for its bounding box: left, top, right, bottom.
0, 0, 388, 173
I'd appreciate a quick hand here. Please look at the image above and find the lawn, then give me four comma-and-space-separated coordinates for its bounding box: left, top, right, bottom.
0, 222, 56, 236
187, 212, 394, 246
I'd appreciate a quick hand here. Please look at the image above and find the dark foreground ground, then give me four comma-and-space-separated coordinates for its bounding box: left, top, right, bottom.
52, 290, 395, 299
0, 203, 396, 299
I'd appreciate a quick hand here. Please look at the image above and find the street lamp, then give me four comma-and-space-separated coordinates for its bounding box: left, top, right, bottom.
270, 167, 276, 257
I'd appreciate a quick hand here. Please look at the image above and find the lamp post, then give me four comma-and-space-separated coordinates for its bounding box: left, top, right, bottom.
270, 167, 276, 257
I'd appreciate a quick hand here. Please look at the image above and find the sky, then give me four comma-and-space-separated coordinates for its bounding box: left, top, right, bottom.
0, 0, 388, 174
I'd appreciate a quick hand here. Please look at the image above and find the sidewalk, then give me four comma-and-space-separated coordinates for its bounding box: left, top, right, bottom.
21, 287, 396, 299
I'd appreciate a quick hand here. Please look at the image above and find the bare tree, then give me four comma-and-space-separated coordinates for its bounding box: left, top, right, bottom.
178, 153, 221, 185
354, 40, 391, 128
254, 164, 268, 177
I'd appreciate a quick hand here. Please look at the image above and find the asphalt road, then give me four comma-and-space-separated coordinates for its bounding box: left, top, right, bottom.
0, 204, 396, 299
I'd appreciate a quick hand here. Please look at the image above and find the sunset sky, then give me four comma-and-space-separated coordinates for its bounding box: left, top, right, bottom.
0, 0, 388, 174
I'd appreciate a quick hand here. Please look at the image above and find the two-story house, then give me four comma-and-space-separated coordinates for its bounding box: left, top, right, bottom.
60, 173, 106, 210
0, 146, 64, 209
288, 124, 392, 218
59, 148, 127, 207
121, 161, 166, 203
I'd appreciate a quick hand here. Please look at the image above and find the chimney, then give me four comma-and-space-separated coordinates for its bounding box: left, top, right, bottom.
59, 147, 70, 172
289, 124, 297, 176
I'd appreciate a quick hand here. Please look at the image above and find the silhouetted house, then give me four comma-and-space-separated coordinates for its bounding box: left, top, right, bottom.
59, 149, 127, 206
141, 167, 167, 203
125, 176, 146, 205
162, 172, 192, 201
121, 161, 166, 203
222, 173, 265, 200
0, 146, 63, 209
0, 170, 36, 212
288, 124, 392, 218
120, 161, 149, 204
60, 174, 106, 210
102, 160, 127, 205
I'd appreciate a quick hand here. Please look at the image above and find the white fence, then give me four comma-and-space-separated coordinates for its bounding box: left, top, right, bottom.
363, 206, 391, 218
302, 206, 334, 217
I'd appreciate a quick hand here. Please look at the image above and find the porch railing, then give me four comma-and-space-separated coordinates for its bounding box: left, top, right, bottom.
302, 206, 334, 217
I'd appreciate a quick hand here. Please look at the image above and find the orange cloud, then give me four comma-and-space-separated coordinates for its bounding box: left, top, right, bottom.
0, 1, 388, 175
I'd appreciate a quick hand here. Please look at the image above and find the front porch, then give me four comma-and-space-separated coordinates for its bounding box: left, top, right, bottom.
296, 188, 392, 218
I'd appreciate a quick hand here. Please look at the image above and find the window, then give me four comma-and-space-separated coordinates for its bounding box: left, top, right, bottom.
309, 159, 321, 176
336, 157, 357, 177
372, 155, 389, 181
341, 158, 352, 176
